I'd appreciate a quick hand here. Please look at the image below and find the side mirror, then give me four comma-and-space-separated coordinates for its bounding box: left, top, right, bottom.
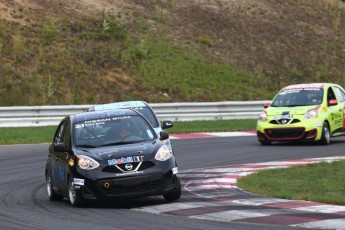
159, 131, 169, 141
329, 99, 338, 106
54, 143, 68, 152
162, 120, 173, 129
263, 103, 270, 109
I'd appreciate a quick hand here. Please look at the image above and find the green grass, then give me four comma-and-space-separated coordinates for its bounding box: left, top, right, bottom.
1, 7, 345, 106
0, 119, 256, 145
169, 119, 256, 133
237, 160, 345, 205
0, 126, 56, 145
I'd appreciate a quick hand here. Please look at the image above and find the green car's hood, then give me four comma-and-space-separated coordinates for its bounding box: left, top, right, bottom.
266, 105, 316, 116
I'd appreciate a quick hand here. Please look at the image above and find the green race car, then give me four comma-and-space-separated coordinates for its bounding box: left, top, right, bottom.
257, 83, 345, 145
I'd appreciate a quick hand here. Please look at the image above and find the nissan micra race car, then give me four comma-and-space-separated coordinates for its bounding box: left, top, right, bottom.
45, 109, 180, 207
257, 83, 345, 145
88, 101, 174, 153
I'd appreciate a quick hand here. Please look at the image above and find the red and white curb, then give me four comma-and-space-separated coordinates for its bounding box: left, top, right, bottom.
134, 156, 345, 229
170, 131, 256, 139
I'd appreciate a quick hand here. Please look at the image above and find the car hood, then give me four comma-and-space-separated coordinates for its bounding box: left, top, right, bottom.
266, 105, 316, 116
74, 141, 161, 162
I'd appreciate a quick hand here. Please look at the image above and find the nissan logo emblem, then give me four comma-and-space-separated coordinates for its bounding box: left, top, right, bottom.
125, 164, 133, 171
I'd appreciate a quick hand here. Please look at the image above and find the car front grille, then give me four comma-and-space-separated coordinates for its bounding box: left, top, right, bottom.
269, 119, 301, 125
98, 174, 164, 196
264, 127, 305, 139
102, 161, 155, 173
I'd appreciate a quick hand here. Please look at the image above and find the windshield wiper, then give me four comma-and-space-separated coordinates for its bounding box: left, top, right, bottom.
102, 140, 143, 147
272, 104, 301, 107
76, 144, 97, 148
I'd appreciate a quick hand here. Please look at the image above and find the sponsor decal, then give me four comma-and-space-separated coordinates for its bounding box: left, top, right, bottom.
274, 114, 293, 120
98, 149, 119, 157
285, 84, 323, 90
115, 171, 144, 177
314, 122, 323, 127
125, 106, 144, 111
73, 178, 85, 186
75, 116, 131, 128
108, 156, 144, 166
331, 113, 343, 125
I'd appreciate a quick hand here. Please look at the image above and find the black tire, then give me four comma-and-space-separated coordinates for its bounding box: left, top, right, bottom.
46, 171, 64, 201
163, 178, 181, 202
320, 122, 330, 145
68, 176, 85, 207
259, 140, 271, 145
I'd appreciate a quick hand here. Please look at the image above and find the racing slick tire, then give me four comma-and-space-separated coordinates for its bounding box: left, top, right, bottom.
163, 178, 181, 202
68, 176, 85, 207
46, 171, 64, 201
320, 122, 330, 145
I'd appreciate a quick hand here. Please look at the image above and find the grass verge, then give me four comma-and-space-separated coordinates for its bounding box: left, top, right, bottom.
237, 160, 345, 205
0, 119, 257, 145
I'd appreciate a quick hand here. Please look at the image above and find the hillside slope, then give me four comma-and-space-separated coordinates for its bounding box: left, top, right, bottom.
0, 0, 344, 105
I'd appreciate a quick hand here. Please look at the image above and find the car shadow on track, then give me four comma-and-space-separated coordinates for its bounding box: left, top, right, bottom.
262, 137, 345, 147
58, 196, 176, 209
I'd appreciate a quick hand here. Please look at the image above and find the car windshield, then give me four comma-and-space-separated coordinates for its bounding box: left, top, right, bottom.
127, 106, 160, 129
74, 115, 157, 148
271, 88, 324, 107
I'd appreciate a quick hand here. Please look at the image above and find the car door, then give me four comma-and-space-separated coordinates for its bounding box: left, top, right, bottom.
49, 119, 71, 193
327, 86, 344, 134
333, 85, 345, 132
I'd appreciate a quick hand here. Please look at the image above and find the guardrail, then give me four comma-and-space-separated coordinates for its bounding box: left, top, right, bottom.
0, 101, 269, 127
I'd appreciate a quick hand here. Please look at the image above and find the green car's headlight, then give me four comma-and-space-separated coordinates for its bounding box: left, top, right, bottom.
258, 111, 268, 122
304, 108, 318, 119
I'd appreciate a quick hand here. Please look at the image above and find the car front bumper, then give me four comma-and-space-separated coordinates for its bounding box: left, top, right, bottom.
257, 118, 324, 142
72, 163, 179, 200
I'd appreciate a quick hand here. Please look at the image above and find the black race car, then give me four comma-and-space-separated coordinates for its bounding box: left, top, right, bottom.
45, 109, 181, 207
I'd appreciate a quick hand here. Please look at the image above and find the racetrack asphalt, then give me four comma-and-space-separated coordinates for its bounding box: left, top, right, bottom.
169, 131, 256, 139
1, 132, 345, 229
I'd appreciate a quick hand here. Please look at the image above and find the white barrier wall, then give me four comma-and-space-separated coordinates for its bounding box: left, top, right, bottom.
0, 101, 270, 127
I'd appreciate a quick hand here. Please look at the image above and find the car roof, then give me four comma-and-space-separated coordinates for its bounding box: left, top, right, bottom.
71, 108, 141, 123
281, 83, 345, 91
90, 101, 148, 111
283, 83, 325, 90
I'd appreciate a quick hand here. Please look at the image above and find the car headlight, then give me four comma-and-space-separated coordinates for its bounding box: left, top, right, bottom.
304, 108, 318, 119
155, 145, 172, 161
77, 155, 100, 170
258, 111, 268, 122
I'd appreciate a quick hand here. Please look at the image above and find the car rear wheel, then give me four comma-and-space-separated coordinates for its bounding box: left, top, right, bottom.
68, 176, 84, 207
163, 178, 181, 202
46, 171, 64, 201
320, 122, 330, 145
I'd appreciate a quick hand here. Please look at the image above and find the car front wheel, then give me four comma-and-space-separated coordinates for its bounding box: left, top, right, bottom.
320, 122, 330, 145
68, 176, 84, 207
46, 171, 64, 201
163, 178, 181, 202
